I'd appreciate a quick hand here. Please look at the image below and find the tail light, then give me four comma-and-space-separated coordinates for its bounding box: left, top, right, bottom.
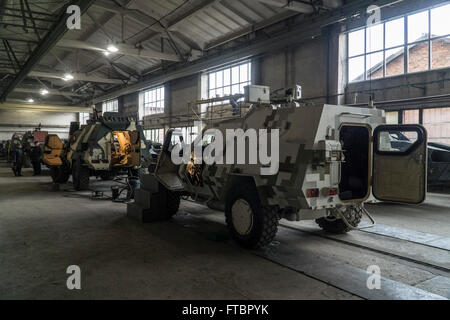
306, 188, 319, 198
329, 188, 338, 196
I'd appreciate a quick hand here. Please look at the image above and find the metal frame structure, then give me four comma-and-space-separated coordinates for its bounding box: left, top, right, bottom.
1, 0, 437, 108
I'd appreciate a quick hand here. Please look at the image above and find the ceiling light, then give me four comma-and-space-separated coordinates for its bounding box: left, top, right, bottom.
63, 73, 74, 81
40, 88, 49, 96
106, 44, 119, 53
27, 98, 34, 103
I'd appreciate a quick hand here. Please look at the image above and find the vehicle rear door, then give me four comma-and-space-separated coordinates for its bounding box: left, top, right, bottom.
372, 125, 427, 204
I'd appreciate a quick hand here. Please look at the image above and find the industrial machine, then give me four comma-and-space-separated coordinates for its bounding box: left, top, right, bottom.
150, 85, 428, 249
43, 112, 149, 191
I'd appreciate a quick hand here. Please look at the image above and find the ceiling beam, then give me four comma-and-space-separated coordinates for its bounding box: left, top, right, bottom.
167, 0, 221, 31
13, 87, 83, 97
57, 39, 181, 62
0, 68, 125, 84
92, 0, 160, 29
91, 0, 191, 53
205, 10, 299, 50
90, 0, 392, 104
0, 0, 96, 102
255, 0, 314, 13
0, 101, 91, 112
140, 0, 222, 49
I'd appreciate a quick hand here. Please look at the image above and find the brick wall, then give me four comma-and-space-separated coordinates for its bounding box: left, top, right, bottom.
370, 39, 450, 78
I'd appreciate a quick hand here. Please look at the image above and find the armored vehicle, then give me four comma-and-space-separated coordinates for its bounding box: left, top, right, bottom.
152, 85, 428, 248
43, 112, 148, 190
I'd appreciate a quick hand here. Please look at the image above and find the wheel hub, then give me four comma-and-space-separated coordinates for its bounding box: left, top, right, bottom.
231, 199, 254, 236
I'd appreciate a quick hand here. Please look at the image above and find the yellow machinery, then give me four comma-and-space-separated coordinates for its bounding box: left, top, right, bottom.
111, 130, 141, 167
43, 134, 64, 166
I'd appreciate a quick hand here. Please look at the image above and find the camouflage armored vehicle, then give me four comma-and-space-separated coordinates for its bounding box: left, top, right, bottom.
43, 112, 149, 190
151, 85, 428, 249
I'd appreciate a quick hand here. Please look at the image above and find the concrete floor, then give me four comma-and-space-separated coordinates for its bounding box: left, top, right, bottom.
0, 163, 448, 299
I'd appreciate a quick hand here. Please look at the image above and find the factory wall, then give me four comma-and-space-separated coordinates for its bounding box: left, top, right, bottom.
0, 109, 77, 141
108, 20, 449, 128
258, 38, 329, 103
118, 37, 330, 131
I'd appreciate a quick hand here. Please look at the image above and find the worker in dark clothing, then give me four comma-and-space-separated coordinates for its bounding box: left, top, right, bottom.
11, 140, 24, 176
30, 141, 42, 176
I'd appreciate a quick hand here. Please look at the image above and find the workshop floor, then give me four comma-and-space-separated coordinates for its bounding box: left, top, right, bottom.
0, 163, 448, 300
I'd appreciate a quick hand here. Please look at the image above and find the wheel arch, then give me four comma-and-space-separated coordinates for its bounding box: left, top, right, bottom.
222, 174, 262, 204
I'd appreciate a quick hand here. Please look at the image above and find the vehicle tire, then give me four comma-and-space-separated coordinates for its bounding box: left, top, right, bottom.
316, 206, 362, 234
225, 182, 279, 249
72, 160, 90, 191
165, 189, 180, 217
50, 166, 70, 183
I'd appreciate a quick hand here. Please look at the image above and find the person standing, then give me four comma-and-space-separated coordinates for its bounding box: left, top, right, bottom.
30, 141, 42, 176
11, 140, 24, 176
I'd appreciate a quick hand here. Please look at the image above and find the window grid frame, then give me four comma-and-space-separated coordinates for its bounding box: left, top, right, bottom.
143, 86, 165, 117
207, 61, 252, 103
347, 3, 450, 83
102, 99, 118, 113
79, 112, 90, 125
144, 128, 165, 144
172, 125, 199, 145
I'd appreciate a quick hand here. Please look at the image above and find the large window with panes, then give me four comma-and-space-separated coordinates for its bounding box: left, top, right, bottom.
142, 86, 165, 117
172, 126, 199, 145
207, 61, 251, 101
347, 3, 450, 83
385, 107, 450, 144
79, 112, 90, 125
102, 99, 118, 113
144, 128, 165, 144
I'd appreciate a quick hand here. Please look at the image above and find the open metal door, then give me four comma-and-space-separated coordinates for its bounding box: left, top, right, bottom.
372, 125, 427, 204
154, 129, 185, 191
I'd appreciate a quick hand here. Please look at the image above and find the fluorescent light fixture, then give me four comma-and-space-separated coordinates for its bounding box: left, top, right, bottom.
40, 88, 49, 96
106, 44, 118, 53
27, 98, 34, 103
63, 73, 74, 81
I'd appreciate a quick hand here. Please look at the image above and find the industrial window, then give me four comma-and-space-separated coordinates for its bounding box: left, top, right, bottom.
102, 99, 118, 113
422, 107, 450, 144
79, 112, 90, 125
143, 86, 165, 116
207, 61, 251, 103
403, 109, 420, 124
347, 3, 450, 83
144, 128, 165, 144
385, 111, 399, 124
172, 126, 199, 145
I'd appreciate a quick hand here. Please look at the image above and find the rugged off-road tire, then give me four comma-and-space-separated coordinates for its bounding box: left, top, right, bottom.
50, 166, 70, 183
225, 182, 279, 249
316, 205, 363, 234
72, 160, 90, 191
166, 189, 180, 217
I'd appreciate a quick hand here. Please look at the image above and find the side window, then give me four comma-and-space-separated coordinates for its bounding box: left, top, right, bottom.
376, 127, 424, 154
